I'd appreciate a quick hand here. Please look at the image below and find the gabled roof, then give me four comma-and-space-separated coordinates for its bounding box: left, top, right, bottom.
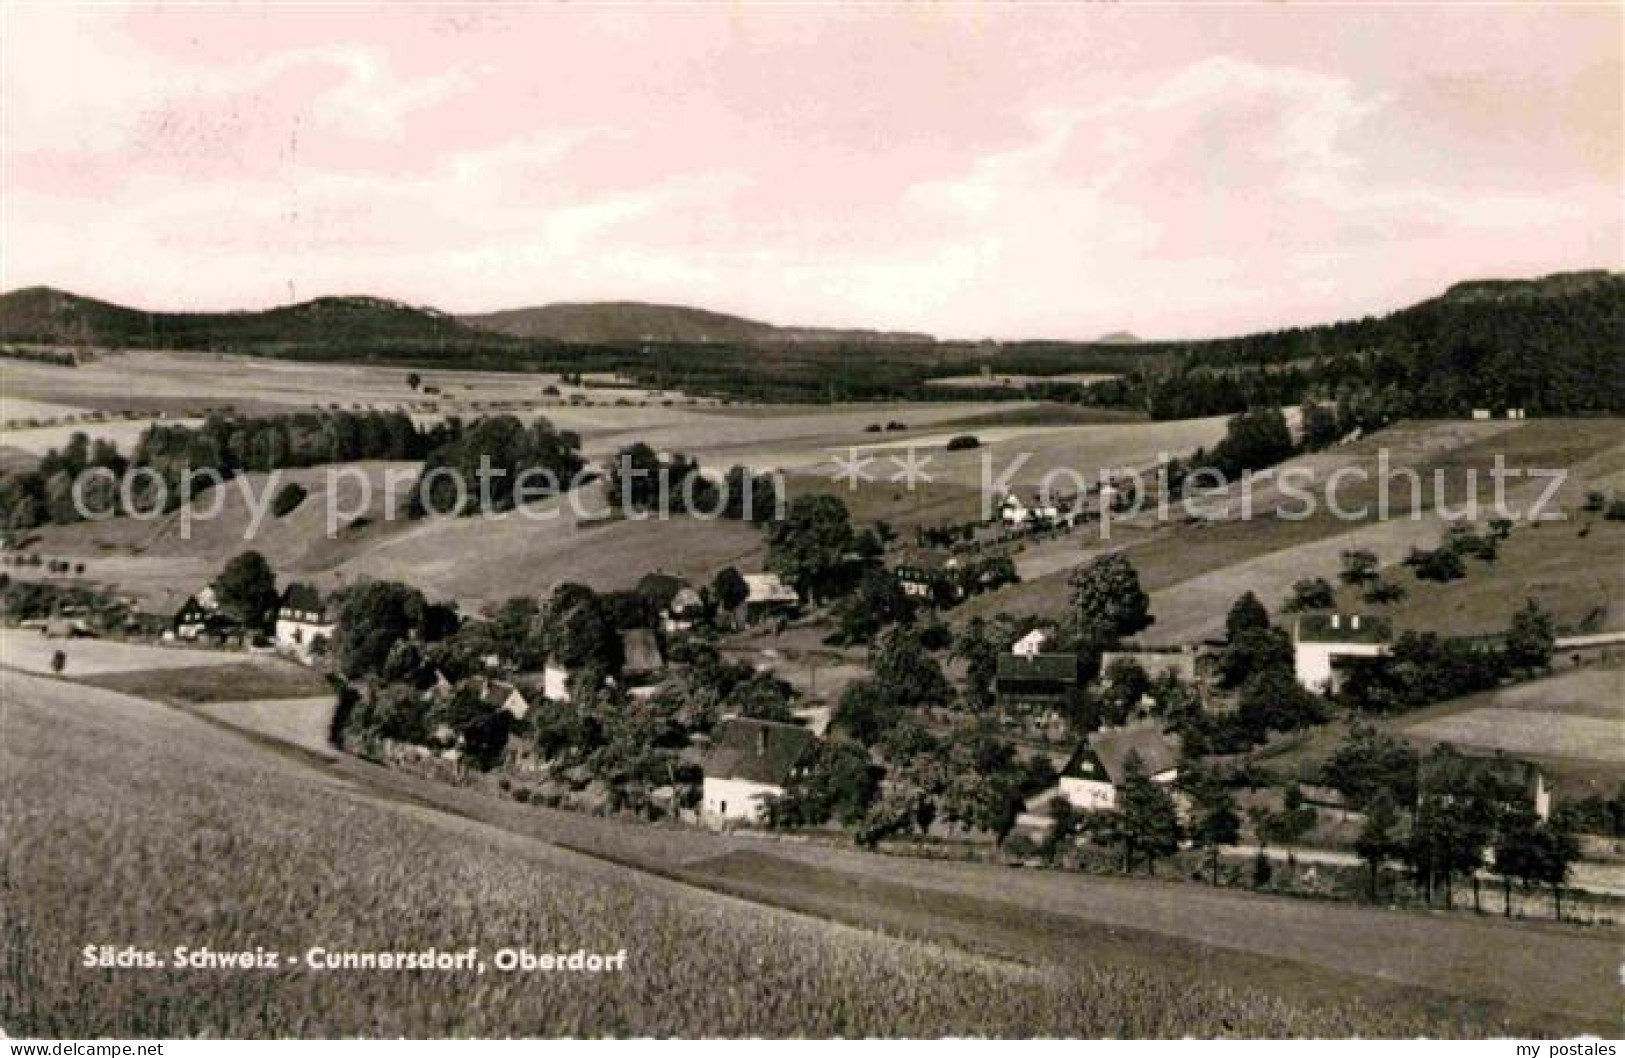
996, 652, 1080, 685
278, 582, 331, 620
1087, 723, 1181, 785
701, 717, 817, 786
1295, 613, 1391, 645
620, 628, 664, 674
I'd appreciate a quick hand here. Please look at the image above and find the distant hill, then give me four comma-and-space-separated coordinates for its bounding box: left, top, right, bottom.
1095, 331, 1143, 345
2, 270, 1619, 411
0, 287, 479, 349
462, 300, 934, 345
1434, 269, 1620, 306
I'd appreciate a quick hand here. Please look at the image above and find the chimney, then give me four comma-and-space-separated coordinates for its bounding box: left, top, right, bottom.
1351, 615, 1362, 631
1330, 614, 1341, 630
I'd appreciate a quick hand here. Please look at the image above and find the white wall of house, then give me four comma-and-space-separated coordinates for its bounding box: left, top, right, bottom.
1293, 640, 1388, 693
542, 664, 570, 703
275, 618, 334, 651
702, 776, 783, 824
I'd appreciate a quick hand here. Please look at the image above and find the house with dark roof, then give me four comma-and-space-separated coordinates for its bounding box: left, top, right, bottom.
128, 590, 212, 640
274, 582, 336, 654
1059, 722, 1182, 812
699, 717, 818, 824
892, 548, 962, 603
995, 651, 1079, 713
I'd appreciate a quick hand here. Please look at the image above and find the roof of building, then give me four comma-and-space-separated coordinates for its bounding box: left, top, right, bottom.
701, 717, 817, 786
1295, 613, 1392, 645
743, 573, 799, 605
278, 582, 331, 620
479, 678, 526, 711
1085, 723, 1181, 785
996, 652, 1080, 685
131, 592, 197, 621
1099, 649, 1197, 683
620, 628, 665, 673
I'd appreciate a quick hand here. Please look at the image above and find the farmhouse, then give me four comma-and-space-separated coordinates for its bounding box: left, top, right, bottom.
700, 717, 817, 825
1059, 722, 1182, 813
1293, 613, 1392, 693
741, 573, 800, 624
274, 582, 336, 654
995, 651, 1079, 714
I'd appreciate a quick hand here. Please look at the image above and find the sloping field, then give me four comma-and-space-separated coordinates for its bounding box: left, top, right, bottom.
0, 669, 1487, 1037
957, 419, 1625, 643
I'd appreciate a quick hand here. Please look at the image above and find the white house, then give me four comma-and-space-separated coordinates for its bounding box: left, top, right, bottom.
1292, 613, 1392, 693
741, 573, 800, 624
1012, 629, 1052, 657
700, 717, 817, 825
1000, 492, 1059, 527
1059, 722, 1181, 813
274, 582, 336, 654
542, 661, 572, 703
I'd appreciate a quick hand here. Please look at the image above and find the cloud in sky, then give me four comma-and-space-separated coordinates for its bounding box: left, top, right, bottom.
2, 4, 1618, 338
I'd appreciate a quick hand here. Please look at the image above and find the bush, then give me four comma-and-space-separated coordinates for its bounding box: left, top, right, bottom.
945, 435, 981, 452
271, 481, 308, 518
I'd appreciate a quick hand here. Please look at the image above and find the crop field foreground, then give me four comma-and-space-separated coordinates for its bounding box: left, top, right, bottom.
0, 668, 1571, 1038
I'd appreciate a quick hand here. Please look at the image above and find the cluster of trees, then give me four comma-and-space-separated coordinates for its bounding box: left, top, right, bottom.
407, 415, 583, 517
604, 444, 780, 522
1338, 599, 1554, 713
1322, 727, 1579, 914
0, 411, 448, 531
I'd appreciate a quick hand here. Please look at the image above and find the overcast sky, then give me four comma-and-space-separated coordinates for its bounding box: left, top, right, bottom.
2, 3, 1618, 339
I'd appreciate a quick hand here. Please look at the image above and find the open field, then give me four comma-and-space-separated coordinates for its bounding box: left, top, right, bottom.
194, 696, 339, 758
0, 626, 245, 676
1399, 665, 1625, 765
80, 661, 332, 704
0, 667, 1520, 1038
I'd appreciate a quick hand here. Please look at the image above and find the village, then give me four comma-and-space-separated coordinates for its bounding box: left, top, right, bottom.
7, 443, 1620, 921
